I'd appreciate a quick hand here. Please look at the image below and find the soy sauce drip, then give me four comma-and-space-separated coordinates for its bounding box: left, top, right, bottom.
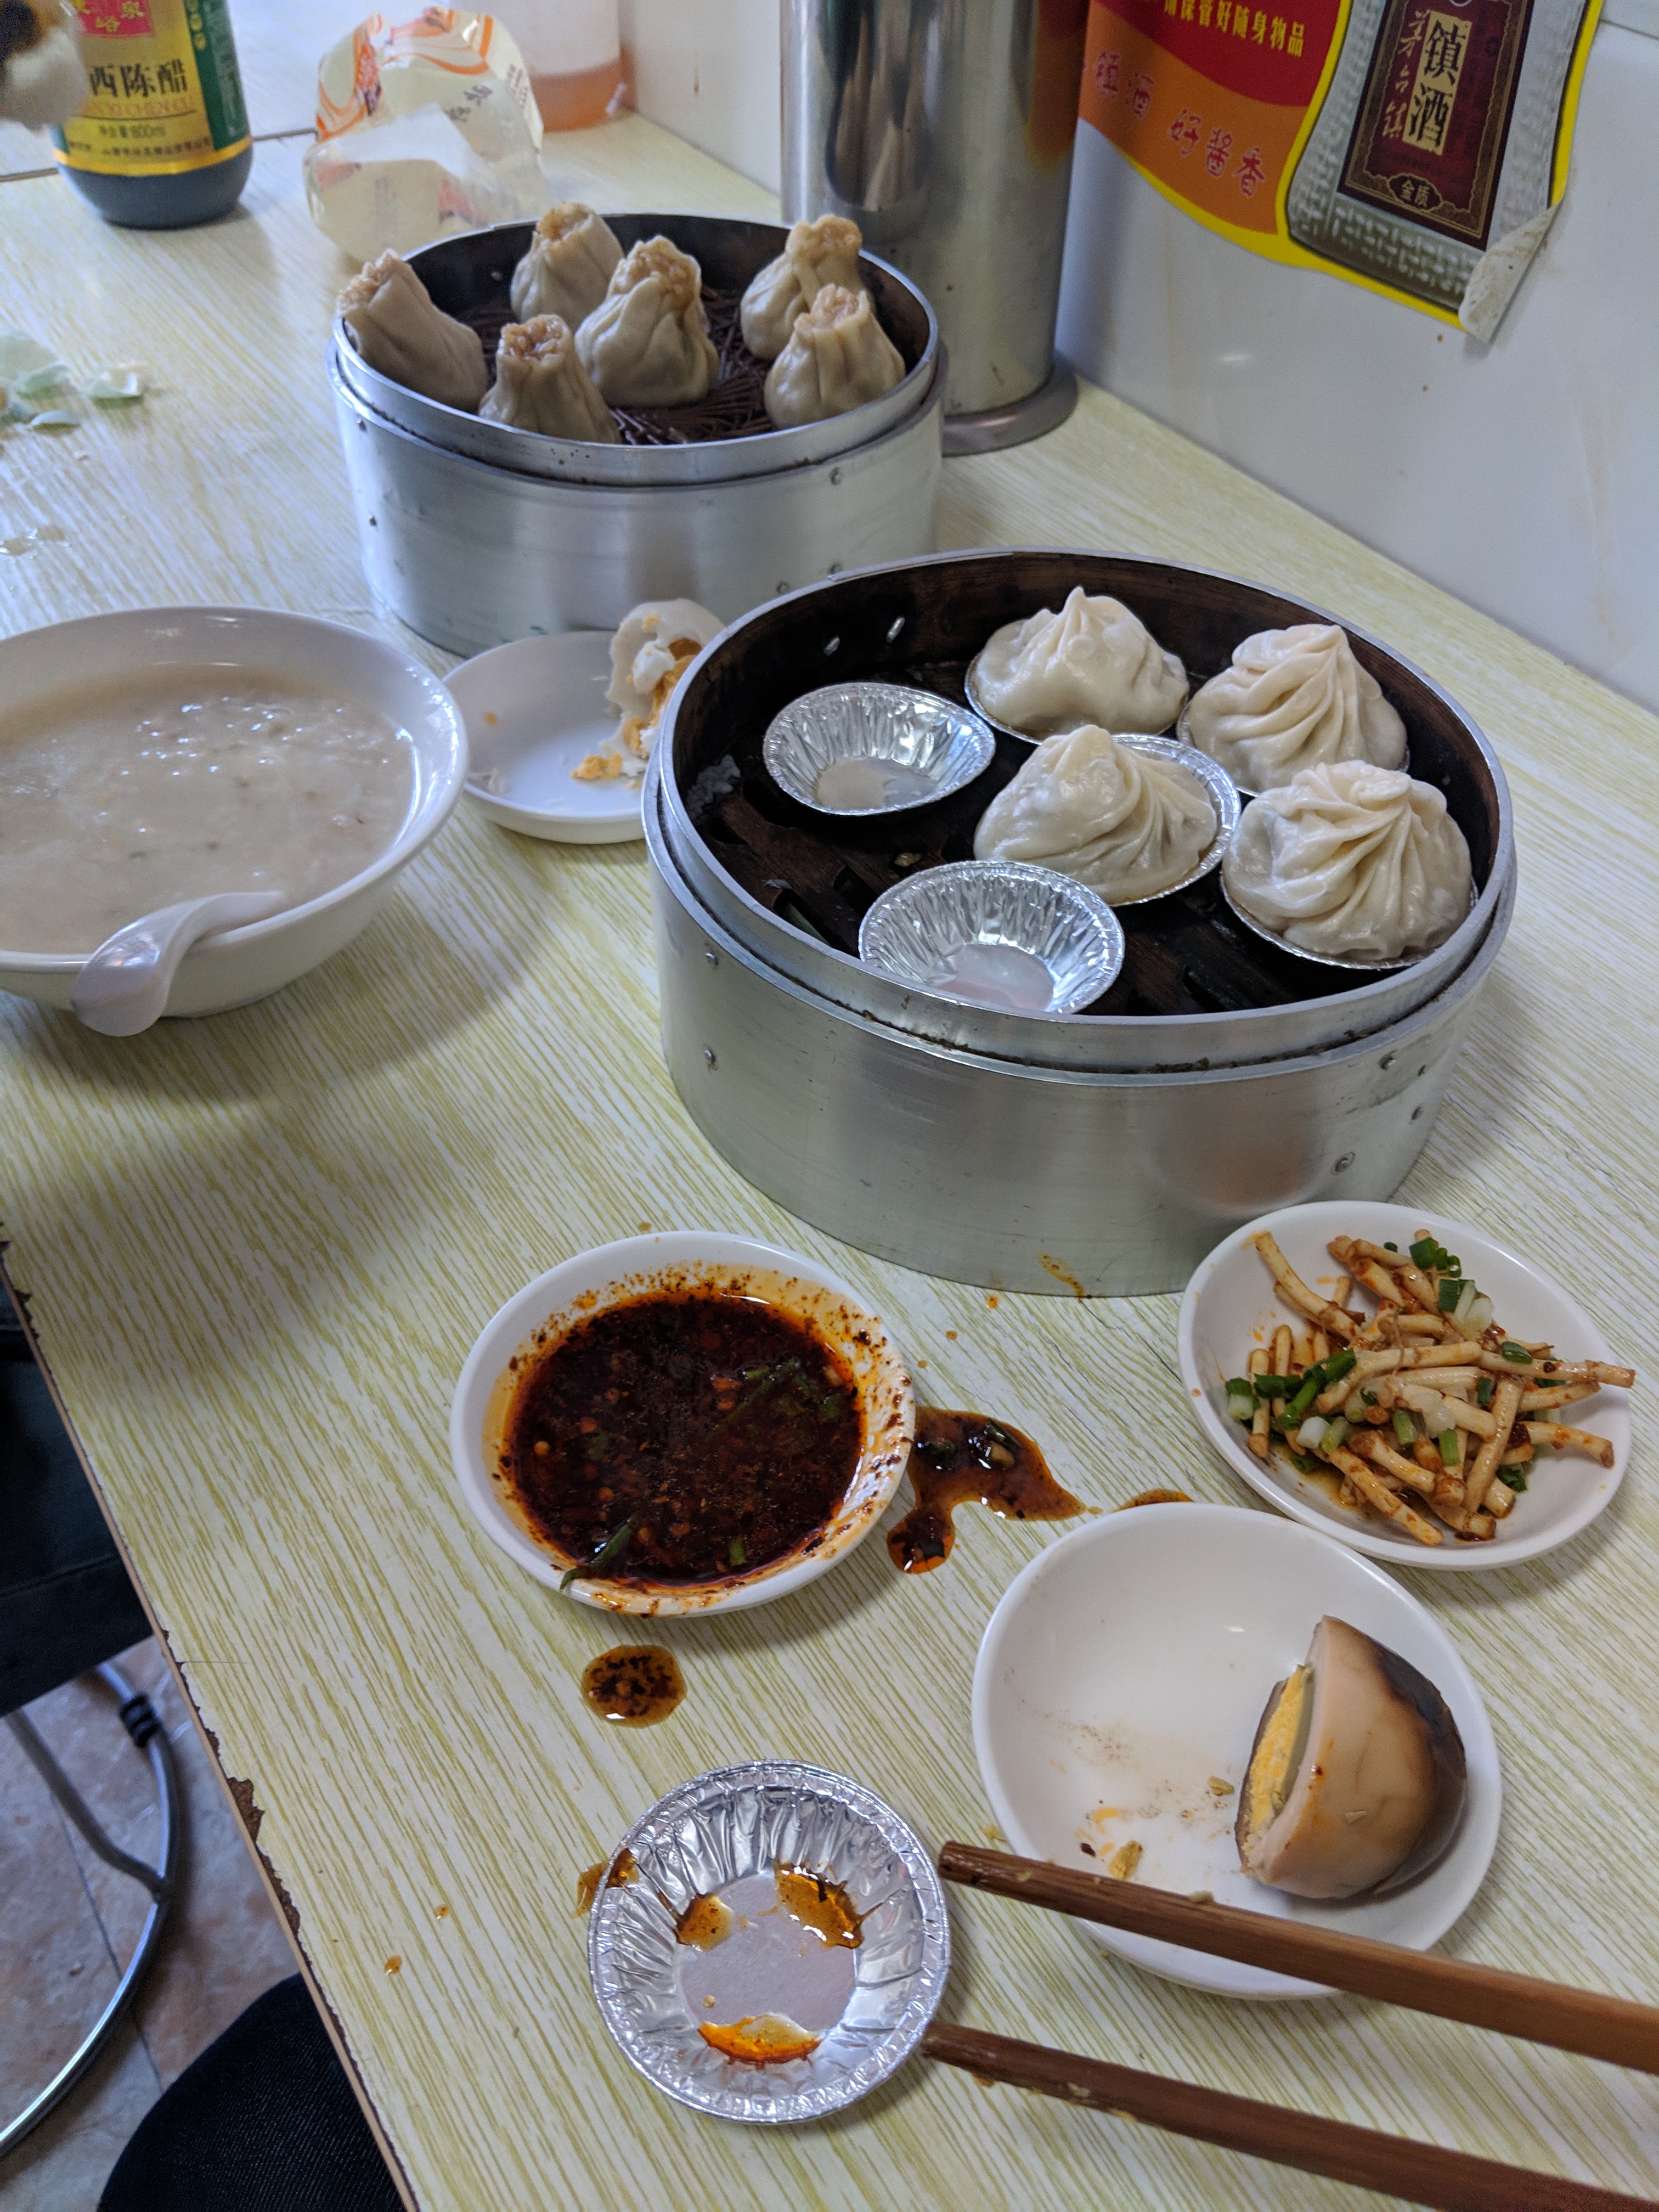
887, 1409, 1081, 1572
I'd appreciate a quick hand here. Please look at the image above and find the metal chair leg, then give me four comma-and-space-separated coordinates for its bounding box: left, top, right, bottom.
0, 1660, 180, 2158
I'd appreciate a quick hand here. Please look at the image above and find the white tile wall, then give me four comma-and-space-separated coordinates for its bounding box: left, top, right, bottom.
618, 0, 782, 194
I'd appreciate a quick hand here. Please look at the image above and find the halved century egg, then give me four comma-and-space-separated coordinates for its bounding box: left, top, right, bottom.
1236, 1616, 1466, 1900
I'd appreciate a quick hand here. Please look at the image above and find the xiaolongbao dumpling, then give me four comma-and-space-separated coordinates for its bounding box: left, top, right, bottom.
509, 202, 623, 329
973, 725, 1218, 904
574, 236, 719, 408
740, 215, 864, 360
763, 285, 905, 429
1222, 760, 1471, 962
337, 251, 488, 412
479, 316, 617, 441
1184, 625, 1407, 792
973, 589, 1187, 738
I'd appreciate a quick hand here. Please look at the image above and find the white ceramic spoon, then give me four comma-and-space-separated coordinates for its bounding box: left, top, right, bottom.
70, 891, 287, 1036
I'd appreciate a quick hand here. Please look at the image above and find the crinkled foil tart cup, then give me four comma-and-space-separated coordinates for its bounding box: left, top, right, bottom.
589, 1761, 951, 2123
858, 859, 1125, 1015
762, 682, 996, 817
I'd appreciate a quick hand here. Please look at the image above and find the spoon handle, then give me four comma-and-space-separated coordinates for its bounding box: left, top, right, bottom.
71, 891, 286, 1036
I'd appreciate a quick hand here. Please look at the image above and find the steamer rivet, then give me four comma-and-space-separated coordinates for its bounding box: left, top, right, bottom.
830, 467, 843, 485
1333, 1153, 1355, 1173
704, 949, 718, 966
886, 617, 905, 642
1379, 1052, 1395, 1069
703, 1048, 718, 1069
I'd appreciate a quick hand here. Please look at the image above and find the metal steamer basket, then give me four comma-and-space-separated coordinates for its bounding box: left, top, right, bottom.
330, 216, 944, 657
646, 552, 1517, 1296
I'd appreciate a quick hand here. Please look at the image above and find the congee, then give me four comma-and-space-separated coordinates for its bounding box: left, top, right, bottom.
0, 667, 415, 955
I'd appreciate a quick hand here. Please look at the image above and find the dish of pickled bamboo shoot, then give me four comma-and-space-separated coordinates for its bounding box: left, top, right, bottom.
1177, 1204, 1634, 1570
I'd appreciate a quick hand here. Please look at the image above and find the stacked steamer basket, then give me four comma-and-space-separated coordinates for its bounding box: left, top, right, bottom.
329, 215, 943, 657
646, 551, 1516, 1296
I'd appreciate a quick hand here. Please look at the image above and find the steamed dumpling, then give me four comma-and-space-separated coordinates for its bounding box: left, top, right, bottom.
574, 236, 719, 408
740, 215, 864, 360
973, 725, 1218, 903
337, 251, 488, 413
763, 285, 905, 428
974, 589, 1187, 738
509, 202, 622, 329
1185, 625, 1407, 792
1222, 760, 1472, 962
479, 315, 617, 441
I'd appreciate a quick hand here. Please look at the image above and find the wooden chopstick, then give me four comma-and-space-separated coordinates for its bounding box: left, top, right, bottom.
923, 2023, 1655, 2212
939, 1844, 1659, 2075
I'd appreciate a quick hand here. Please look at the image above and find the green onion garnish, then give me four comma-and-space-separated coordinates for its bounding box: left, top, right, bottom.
1437, 1429, 1460, 1470
729, 1534, 747, 1567
1224, 1379, 1256, 1421
1499, 1341, 1532, 1364
1392, 1408, 1416, 1449
560, 1514, 637, 1590
1497, 1466, 1528, 1493
1477, 1377, 1493, 1408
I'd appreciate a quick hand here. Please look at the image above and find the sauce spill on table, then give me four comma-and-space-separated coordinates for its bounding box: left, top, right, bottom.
887, 1409, 1081, 1571
575, 1847, 639, 1916
580, 1644, 685, 1725
1117, 1488, 1193, 1510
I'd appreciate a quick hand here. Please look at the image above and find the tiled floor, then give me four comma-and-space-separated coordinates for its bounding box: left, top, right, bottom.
0, 1638, 298, 2210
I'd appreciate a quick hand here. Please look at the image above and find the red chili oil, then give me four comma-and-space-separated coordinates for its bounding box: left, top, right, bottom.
503, 1290, 862, 1585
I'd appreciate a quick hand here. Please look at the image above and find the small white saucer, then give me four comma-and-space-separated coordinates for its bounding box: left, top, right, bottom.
446, 630, 644, 844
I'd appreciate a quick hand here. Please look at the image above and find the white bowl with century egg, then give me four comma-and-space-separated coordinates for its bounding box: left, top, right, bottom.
0, 606, 467, 1018
974, 1504, 1500, 1999
449, 1233, 915, 1612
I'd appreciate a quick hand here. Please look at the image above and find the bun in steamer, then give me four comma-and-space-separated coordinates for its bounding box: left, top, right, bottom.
740, 215, 865, 361
337, 251, 488, 413
761, 285, 905, 429
972, 724, 1217, 904
479, 316, 617, 442
974, 589, 1187, 738
509, 202, 623, 330
1185, 624, 1407, 792
574, 236, 719, 408
1222, 759, 1472, 962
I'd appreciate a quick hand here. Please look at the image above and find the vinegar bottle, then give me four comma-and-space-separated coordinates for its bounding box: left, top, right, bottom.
496, 0, 622, 130
53, 0, 250, 228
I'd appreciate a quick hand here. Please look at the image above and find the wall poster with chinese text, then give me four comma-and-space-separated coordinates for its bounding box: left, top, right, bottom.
1078, 0, 1602, 331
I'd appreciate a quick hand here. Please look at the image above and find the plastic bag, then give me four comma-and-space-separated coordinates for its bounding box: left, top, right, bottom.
303, 10, 548, 262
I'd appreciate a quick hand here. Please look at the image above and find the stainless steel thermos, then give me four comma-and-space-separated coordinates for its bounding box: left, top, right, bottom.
781, 0, 1089, 448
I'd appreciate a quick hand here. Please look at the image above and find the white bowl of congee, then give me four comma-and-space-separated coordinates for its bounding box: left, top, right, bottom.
0, 607, 468, 1020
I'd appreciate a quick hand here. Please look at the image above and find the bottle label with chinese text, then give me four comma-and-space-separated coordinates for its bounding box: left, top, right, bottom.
53, 0, 250, 177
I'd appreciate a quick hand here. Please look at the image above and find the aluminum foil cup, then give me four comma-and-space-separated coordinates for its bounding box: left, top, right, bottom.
763, 682, 996, 817
1108, 732, 1240, 906
1218, 866, 1479, 974
858, 860, 1124, 1015
589, 1761, 951, 2123
963, 650, 1181, 744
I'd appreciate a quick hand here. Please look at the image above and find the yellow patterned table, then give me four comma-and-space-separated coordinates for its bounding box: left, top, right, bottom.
3, 115, 1657, 2212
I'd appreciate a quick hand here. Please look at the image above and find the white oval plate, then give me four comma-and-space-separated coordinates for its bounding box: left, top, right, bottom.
1177, 1201, 1632, 1571
449, 1232, 913, 1613
972, 1504, 1500, 1999
447, 630, 642, 844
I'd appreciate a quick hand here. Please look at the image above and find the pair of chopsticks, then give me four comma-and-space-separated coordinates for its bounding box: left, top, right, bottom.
926, 1844, 1659, 2212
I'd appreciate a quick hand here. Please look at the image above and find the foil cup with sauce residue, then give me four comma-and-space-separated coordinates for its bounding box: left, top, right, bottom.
589, 1761, 951, 2123
762, 682, 996, 817
858, 859, 1124, 1017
